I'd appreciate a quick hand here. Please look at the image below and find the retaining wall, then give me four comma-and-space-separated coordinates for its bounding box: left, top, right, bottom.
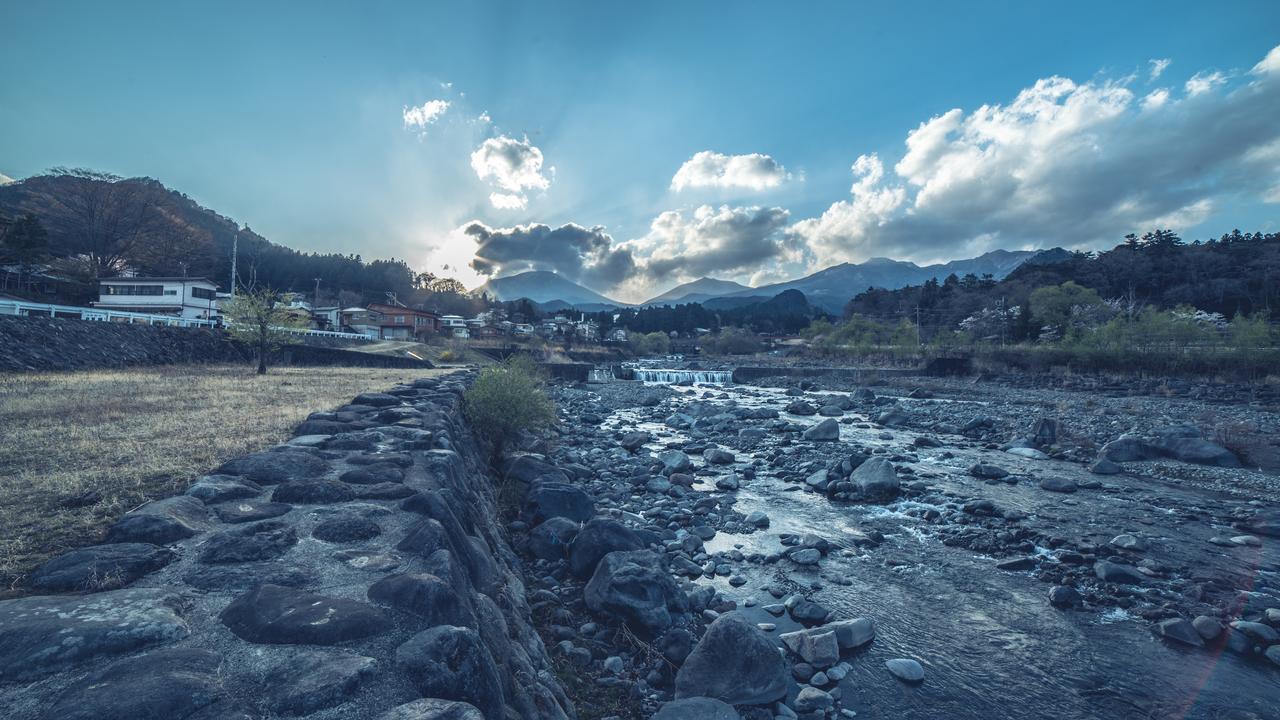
0, 372, 573, 719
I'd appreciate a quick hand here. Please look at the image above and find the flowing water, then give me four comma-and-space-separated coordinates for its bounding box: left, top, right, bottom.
597, 379, 1280, 720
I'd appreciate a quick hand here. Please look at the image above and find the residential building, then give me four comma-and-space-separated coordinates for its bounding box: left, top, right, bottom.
364, 303, 440, 341
440, 315, 466, 330
96, 277, 220, 320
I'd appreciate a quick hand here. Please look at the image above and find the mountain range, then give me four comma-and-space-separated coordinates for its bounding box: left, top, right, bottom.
478, 248, 1050, 314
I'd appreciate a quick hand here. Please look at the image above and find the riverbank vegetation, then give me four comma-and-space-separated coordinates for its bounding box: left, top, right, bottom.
463, 355, 556, 464
0, 365, 444, 593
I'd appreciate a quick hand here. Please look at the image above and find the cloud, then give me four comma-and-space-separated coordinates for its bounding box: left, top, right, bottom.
403, 99, 450, 131
470, 135, 552, 209
671, 151, 790, 192
462, 221, 635, 288
1149, 58, 1171, 81
790, 43, 1280, 267
1185, 70, 1226, 96
626, 205, 793, 285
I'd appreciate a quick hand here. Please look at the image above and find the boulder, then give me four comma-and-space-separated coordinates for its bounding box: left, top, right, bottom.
803, 419, 840, 441
395, 625, 504, 720
199, 520, 297, 564
885, 657, 925, 683
568, 518, 644, 578
103, 496, 207, 544
704, 448, 736, 464
675, 613, 788, 706
968, 463, 1009, 480
377, 700, 485, 720
651, 698, 740, 720
213, 500, 293, 524
368, 572, 473, 627
1094, 560, 1145, 584
187, 474, 263, 504
585, 550, 686, 636
786, 400, 817, 416
29, 543, 175, 592
313, 515, 382, 543
1155, 618, 1204, 648
1149, 425, 1240, 467
220, 584, 388, 645
353, 391, 401, 406
827, 617, 876, 649
0, 588, 189, 681
272, 479, 357, 504
620, 432, 653, 451
1038, 477, 1077, 493
262, 649, 375, 715
851, 457, 900, 499
503, 454, 570, 487
40, 648, 223, 720
528, 517, 580, 561
658, 450, 693, 474
340, 463, 405, 485
217, 449, 328, 484
1048, 585, 1082, 608
780, 628, 839, 668
525, 481, 596, 524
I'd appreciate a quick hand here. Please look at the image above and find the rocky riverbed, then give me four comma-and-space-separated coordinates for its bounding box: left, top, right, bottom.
515, 369, 1280, 720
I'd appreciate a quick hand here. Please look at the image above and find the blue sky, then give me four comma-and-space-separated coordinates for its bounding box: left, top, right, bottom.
2, 1, 1278, 301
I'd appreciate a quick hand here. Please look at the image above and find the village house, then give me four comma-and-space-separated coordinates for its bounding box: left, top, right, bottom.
363, 303, 440, 341
96, 276, 221, 320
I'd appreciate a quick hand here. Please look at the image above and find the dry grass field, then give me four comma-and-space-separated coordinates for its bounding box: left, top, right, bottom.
0, 364, 450, 592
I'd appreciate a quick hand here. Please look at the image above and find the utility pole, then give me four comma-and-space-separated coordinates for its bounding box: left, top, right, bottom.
999, 295, 1007, 347
314, 277, 321, 308
230, 232, 238, 297
915, 305, 921, 346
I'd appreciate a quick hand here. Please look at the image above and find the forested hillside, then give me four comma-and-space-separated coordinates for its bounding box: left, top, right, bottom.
844, 230, 1280, 341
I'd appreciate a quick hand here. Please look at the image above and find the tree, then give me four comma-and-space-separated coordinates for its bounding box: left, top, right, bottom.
35, 169, 166, 279
1029, 281, 1106, 335
221, 288, 311, 374
463, 356, 556, 465
0, 214, 49, 292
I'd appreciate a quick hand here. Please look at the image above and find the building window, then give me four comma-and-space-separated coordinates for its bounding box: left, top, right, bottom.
100, 284, 164, 296
164, 290, 177, 296
395, 315, 405, 324
191, 287, 216, 300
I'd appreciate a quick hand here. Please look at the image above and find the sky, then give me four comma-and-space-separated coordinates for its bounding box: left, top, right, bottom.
2, 1, 1278, 302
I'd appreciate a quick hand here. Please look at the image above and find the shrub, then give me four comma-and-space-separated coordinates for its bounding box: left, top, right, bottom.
630, 331, 671, 356
438, 349, 460, 363
463, 356, 556, 463
702, 327, 763, 355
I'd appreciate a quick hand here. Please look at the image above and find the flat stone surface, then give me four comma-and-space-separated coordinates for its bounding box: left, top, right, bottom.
272, 479, 358, 504
313, 515, 382, 542
217, 449, 329, 484
187, 474, 263, 504
183, 561, 316, 592
213, 500, 293, 523
199, 520, 297, 564
221, 583, 389, 645
262, 649, 376, 715
376, 699, 485, 720
0, 588, 189, 681
41, 648, 224, 720
29, 542, 175, 592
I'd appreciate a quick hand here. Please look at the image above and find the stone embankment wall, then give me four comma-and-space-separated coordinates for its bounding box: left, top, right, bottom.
0, 372, 573, 720
0, 315, 431, 372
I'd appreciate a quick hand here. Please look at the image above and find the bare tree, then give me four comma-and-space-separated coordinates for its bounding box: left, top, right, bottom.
38, 168, 165, 279
221, 287, 310, 374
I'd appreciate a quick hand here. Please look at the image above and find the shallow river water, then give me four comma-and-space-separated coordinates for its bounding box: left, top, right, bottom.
595, 377, 1280, 720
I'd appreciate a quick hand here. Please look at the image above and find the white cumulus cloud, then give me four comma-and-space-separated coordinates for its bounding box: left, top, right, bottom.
403, 99, 451, 131
470, 135, 552, 209
671, 151, 790, 192
790, 44, 1280, 267
1149, 58, 1171, 81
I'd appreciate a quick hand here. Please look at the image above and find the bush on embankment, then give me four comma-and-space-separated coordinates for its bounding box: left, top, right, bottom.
463, 355, 557, 464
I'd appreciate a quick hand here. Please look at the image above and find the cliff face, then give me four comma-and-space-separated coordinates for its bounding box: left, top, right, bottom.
0, 372, 575, 719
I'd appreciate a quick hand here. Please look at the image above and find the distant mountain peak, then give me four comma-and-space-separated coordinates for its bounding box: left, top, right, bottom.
474, 270, 625, 307
642, 276, 752, 306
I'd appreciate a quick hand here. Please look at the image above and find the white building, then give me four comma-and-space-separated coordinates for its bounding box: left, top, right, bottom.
440, 315, 466, 329
96, 277, 220, 320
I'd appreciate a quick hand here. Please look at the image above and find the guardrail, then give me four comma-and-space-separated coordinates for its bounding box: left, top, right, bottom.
0, 299, 376, 341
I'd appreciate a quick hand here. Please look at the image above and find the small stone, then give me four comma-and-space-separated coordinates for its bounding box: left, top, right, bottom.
885, 657, 925, 683
1155, 618, 1204, 648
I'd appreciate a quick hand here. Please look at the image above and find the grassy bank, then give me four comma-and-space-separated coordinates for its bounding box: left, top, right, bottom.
0, 364, 449, 592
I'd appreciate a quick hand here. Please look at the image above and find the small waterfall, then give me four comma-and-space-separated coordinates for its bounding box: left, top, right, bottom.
587, 367, 613, 383
631, 368, 734, 384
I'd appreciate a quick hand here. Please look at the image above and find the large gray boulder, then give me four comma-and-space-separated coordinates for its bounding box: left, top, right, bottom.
39, 648, 224, 720
585, 550, 687, 636
368, 572, 473, 627
395, 625, 504, 720
0, 588, 190, 681
29, 543, 175, 592
103, 496, 208, 544
262, 649, 376, 715
658, 450, 693, 474
803, 418, 840, 441
675, 612, 788, 705
1149, 425, 1240, 467
376, 700, 485, 720
217, 449, 329, 484
528, 517, 581, 561
220, 584, 388, 645
525, 481, 596, 524
851, 457, 900, 499
568, 518, 644, 578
